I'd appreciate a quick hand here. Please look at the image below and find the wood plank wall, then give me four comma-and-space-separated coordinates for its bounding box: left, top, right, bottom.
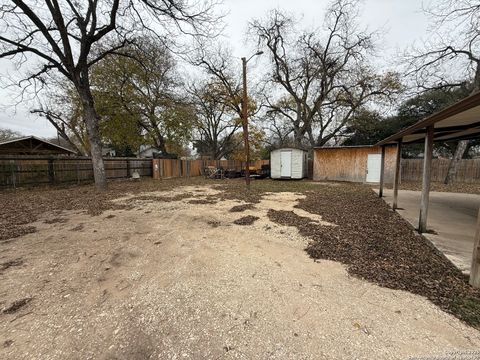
313, 146, 397, 183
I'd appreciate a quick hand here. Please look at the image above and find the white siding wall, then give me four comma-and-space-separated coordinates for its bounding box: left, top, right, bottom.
270, 150, 282, 179
291, 149, 303, 179
303, 152, 308, 178
270, 148, 307, 179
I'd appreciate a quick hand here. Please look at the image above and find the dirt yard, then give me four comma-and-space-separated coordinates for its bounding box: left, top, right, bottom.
1, 179, 480, 359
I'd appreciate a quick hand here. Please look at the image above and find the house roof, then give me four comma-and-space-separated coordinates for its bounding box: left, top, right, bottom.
376, 91, 480, 146
0, 136, 76, 155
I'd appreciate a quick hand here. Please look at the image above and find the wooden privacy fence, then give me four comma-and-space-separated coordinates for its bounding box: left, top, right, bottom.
0, 156, 270, 189
152, 159, 269, 179
0, 156, 152, 189
401, 158, 480, 183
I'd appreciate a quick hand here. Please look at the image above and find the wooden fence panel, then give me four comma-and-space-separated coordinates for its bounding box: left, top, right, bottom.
151, 159, 271, 180
0, 156, 152, 189
1, 156, 268, 189
401, 158, 480, 183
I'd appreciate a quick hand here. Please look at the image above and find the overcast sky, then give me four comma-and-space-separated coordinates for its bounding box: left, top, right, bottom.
0, 0, 429, 138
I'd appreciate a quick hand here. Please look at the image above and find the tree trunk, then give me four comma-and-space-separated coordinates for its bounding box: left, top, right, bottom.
78, 88, 107, 190
444, 62, 480, 184
444, 140, 468, 184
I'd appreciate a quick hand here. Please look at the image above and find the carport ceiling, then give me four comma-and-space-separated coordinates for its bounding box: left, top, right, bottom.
377, 91, 480, 145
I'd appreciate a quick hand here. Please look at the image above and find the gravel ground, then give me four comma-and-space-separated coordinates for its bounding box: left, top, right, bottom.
1, 179, 480, 359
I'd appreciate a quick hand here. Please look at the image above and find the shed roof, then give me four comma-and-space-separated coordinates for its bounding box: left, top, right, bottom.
313, 145, 376, 149
0, 136, 76, 155
376, 91, 480, 146
271, 147, 308, 152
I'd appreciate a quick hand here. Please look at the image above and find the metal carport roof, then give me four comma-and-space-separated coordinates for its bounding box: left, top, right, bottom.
376, 91, 480, 146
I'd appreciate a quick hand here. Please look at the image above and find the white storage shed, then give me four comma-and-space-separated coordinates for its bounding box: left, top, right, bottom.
270, 148, 308, 179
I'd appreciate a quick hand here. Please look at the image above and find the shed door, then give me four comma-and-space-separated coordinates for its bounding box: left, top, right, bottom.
280, 151, 292, 177
366, 154, 381, 183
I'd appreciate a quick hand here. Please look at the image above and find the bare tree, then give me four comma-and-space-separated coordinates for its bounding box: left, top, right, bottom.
250, 1, 401, 148
32, 108, 88, 155
0, 0, 219, 189
32, 79, 89, 155
405, 0, 480, 184
189, 80, 241, 159
193, 45, 263, 161
195, 47, 244, 120
0, 128, 23, 141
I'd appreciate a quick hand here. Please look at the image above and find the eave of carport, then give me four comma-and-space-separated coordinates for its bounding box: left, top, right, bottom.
377, 91, 480, 146
374, 90, 480, 288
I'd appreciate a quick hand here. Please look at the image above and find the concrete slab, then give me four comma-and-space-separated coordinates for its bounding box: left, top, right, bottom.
374, 188, 480, 274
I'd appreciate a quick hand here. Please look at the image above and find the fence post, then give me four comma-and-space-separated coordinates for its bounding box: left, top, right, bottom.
126, 159, 131, 178
48, 157, 55, 184
76, 162, 80, 184
10, 160, 16, 189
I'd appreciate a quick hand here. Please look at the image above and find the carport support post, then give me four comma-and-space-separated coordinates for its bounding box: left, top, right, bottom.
470, 208, 480, 288
419, 125, 434, 233
379, 145, 386, 197
393, 139, 403, 210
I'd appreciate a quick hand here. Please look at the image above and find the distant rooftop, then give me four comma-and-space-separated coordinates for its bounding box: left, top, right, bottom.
0, 136, 76, 155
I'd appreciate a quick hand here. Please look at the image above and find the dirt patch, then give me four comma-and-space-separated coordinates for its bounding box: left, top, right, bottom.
133, 193, 194, 203
266, 183, 480, 328
0, 259, 23, 273
70, 224, 84, 232
233, 215, 259, 225
229, 204, 255, 212
207, 220, 221, 228
2, 298, 32, 314
0, 178, 207, 242
188, 198, 218, 205
43, 218, 68, 224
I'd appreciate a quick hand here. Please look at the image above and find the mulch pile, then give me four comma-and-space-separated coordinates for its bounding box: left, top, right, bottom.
133, 193, 194, 203
0, 258, 23, 273
187, 198, 218, 205
2, 297, 33, 314
229, 204, 255, 212
267, 183, 480, 328
233, 215, 259, 226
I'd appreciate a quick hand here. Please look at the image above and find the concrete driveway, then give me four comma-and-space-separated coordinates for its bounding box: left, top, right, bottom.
376, 189, 480, 274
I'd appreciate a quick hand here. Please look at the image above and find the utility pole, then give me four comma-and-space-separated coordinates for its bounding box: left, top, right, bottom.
242, 56, 250, 187
241, 51, 263, 188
